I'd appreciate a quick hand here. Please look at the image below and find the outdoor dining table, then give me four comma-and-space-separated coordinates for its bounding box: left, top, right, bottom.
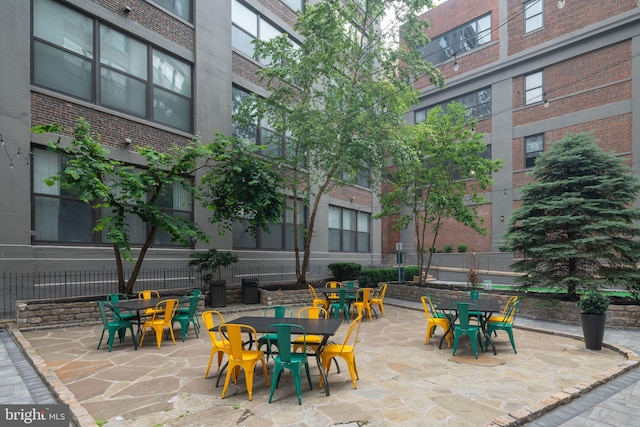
436, 297, 501, 355
114, 296, 187, 345
211, 315, 344, 396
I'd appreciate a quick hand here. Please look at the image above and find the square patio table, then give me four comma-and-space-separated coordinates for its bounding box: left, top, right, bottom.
436, 297, 501, 354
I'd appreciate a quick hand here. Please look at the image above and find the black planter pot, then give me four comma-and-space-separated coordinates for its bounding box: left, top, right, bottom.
580, 313, 606, 350
208, 280, 227, 307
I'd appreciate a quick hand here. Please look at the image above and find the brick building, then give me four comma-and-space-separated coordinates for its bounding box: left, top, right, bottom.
395, 0, 640, 260
0, 0, 381, 278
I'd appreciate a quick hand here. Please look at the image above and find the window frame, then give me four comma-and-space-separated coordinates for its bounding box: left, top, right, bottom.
524, 134, 544, 168
150, 0, 192, 22
524, 70, 544, 106
328, 205, 371, 253
415, 87, 492, 123
32, 0, 193, 132
420, 13, 492, 64
524, 0, 543, 34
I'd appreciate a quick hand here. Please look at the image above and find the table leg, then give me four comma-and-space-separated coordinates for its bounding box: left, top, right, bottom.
438, 311, 455, 350
481, 311, 497, 355
314, 336, 332, 396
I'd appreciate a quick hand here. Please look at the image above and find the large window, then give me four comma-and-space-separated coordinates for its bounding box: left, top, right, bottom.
329, 206, 370, 253
525, 71, 544, 105
283, 0, 304, 11
524, 0, 543, 34
32, 148, 193, 246
232, 0, 296, 65
420, 14, 491, 64
415, 87, 492, 123
151, 0, 192, 22
233, 199, 306, 250
33, 0, 193, 132
525, 134, 544, 168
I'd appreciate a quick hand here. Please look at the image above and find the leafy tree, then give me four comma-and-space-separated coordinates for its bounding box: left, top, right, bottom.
32, 118, 282, 294
238, 0, 444, 285
377, 102, 503, 283
503, 132, 640, 300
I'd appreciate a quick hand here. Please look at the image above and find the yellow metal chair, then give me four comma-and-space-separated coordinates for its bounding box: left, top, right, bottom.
369, 283, 388, 317
293, 306, 328, 353
202, 310, 229, 379
351, 287, 374, 320
325, 280, 342, 302
218, 323, 270, 401
421, 295, 452, 347
139, 298, 179, 348
308, 284, 328, 310
485, 299, 520, 354
319, 315, 363, 389
486, 296, 519, 324
137, 290, 161, 317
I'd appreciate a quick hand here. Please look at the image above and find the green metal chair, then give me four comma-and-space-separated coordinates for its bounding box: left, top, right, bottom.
105, 293, 138, 323
266, 323, 313, 405
172, 295, 200, 341
178, 289, 202, 330
258, 305, 293, 359
452, 302, 484, 359
328, 288, 349, 320
485, 299, 520, 354
97, 300, 136, 352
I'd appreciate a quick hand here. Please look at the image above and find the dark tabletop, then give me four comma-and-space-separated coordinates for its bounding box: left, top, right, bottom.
436, 297, 501, 312
113, 296, 184, 311
314, 287, 359, 295
219, 316, 344, 336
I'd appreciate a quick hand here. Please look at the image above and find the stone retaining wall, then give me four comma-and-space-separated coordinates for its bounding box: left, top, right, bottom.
14, 283, 640, 328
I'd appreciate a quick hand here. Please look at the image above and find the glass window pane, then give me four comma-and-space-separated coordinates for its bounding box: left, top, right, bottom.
154, 211, 190, 246
232, 0, 257, 36
260, 19, 280, 42
342, 230, 356, 252
357, 212, 369, 232
100, 69, 147, 116
233, 219, 257, 248
477, 15, 491, 45
232, 26, 256, 58
526, 135, 544, 153
33, 149, 60, 195
152, 50, 191, 97
151, 0, 191, 21
153, 87, 191, 131
525, 72, 542, 88
525, 0, 543, 17
343, 210, 356, 231
34, 41, 93, 100
526, 87, 543, 104
357, 232, 370, 253
34, 0, 93, 58
329, 206, 341, 228
34, 196, 94, 243
329, 229, 341, 251
261, 223, 283, 249
415, 109, 426, 123
100, 25, 147, 79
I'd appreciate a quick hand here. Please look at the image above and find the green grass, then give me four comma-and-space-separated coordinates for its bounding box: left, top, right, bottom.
489, 284, 634, 298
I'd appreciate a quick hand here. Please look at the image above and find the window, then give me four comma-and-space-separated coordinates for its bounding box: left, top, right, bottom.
232, 0, 294, 65
233, 199, 306, 250
151, 0, 192, 22
341, 170, 371, 189
329, 206, 370, 253
283, 0, 304, 11
420, 14, 491, 64
525, 71, 543, 105
33, 0, 193, 132
415, 87, 492, 123
525, 134, 544, 168
524, 0, 543, 34
32, 148, 194, 246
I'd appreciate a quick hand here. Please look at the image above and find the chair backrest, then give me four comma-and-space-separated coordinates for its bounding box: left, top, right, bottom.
355, 288, 373, 303
152, 299, 179, 324
373, 283, 387, 300
326, 281, 341, 289
266, 323, 306, 362
202, 310, 226, 345
502, 298, 520, 325
138, 290, 160, 300
218, 323, 259, 361
342, 281, 357, 288
420, 295, 438, 320
264, 305, 293, 318
298, 306, 328, 319
337, 315, 362, 352
185, 288, 202, 299
97, 300, 110, 325
456, 302, 481, 329
183, 295, 199, 317
106, 293, 128, 304
336, 288, 347, 305
308, 284, 319, 299
501, 296, 519, 316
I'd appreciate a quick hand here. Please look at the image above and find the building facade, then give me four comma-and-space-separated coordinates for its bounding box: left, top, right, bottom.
0, 0, 382, 278
394, 0, 640, 259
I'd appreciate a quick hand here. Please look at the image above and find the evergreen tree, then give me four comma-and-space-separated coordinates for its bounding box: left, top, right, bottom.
503, 133, 640, 300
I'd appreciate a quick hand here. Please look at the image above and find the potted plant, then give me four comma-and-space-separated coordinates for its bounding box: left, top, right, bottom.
467, 252, 481, 299
189, 249, 239, 307
577, 290, 609, 350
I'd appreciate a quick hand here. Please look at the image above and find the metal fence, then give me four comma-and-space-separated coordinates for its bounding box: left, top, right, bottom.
0, 264, 326, 319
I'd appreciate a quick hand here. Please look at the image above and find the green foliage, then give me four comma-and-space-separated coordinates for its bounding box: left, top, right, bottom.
378, 102, 503, 280
503, 133, 640, 300
327, 263, 362, 281
241, 0, 444, 285
358, 266, 419, 286
577, 291, 610, 315
189, 249, 239, 282
457, 244, 468, 253
443, 245, 453, 253
31, 118, 281, 294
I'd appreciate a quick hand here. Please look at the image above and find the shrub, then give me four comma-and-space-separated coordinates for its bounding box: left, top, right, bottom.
358, 266, 419, 286
457, 244, 468, 253
577, 291, 610, 315
444, 245, 453, 253
327, 263, 362, 281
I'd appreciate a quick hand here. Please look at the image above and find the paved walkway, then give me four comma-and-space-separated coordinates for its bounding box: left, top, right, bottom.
1, 297, 639, 426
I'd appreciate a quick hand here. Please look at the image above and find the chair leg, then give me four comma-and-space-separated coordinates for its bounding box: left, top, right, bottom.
506, 328, 517, 354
